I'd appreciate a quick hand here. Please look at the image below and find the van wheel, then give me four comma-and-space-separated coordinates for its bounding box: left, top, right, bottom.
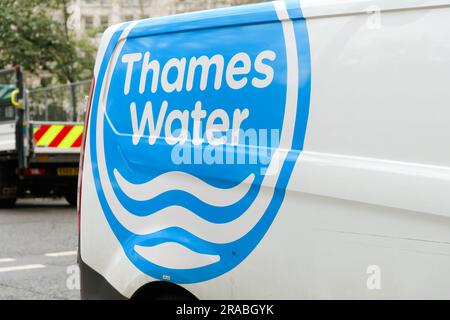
135, 293, 194, 301
131, 282, 197, 300
153, 294, 192, 301
0, 198, 17, 208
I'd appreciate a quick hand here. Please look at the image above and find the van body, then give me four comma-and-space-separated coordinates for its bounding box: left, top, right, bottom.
79, 0, 450, 299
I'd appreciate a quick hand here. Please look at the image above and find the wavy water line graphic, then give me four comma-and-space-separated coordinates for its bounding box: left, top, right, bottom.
134, 243, 220, 269
100, 149, 285, 243
114, 169, 255, 207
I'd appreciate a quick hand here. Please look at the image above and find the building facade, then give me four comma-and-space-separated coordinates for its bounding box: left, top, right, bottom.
69, 0, 263, 37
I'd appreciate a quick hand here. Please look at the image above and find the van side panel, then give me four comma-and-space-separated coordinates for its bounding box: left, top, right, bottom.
187, 3, 450, 299
80, 1, 450, 299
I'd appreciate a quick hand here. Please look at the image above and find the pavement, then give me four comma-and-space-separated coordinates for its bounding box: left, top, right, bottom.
0, 198, 79, 300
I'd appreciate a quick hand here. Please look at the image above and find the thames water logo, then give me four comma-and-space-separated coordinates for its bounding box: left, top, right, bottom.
90, 1, 310, 283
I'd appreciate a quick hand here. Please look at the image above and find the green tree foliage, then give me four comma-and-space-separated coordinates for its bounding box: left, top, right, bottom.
0, 0, 95, 86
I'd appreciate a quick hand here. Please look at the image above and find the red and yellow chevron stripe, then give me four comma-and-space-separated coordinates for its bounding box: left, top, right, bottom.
33, 124, 84, 148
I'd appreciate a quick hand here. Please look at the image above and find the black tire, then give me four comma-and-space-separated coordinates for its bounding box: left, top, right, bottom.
0, 161, 19, 207
0, 198, 17, 208
153, 294, 193, 301
64, 190, 77, 207
131, 282, 197, 301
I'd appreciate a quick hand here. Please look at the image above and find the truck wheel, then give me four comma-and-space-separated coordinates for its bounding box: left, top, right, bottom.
64, 191, 77, 207
0, 161, 18, 208
0, 198, 17, 208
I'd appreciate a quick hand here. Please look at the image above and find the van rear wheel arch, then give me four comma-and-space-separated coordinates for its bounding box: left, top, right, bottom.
131, 281, 197, 301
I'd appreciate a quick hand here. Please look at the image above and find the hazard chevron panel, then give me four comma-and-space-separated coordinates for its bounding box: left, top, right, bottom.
32, 123, 84, 151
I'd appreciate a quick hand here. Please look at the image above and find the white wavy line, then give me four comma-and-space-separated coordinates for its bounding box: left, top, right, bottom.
105, 151, 286, 244
95, 2, 298, 244
114, 169, 255, 207
135, 243, 220, 269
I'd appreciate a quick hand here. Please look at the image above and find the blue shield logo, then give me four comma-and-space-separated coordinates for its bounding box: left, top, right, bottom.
89, 1, 311, 284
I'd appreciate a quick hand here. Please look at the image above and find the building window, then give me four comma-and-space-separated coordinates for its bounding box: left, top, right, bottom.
123, 15, 134, 22
122, 0, 137, 7
100, 16, 109, 29
84, 16, 94, 29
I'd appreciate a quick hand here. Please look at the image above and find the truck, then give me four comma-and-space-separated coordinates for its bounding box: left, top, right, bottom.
0, 66, 84, 207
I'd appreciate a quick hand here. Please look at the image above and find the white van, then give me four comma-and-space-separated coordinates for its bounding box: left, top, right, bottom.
78, 0, 450, 299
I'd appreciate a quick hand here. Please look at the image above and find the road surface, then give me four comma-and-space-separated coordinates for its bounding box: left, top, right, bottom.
0, 198, 79, 300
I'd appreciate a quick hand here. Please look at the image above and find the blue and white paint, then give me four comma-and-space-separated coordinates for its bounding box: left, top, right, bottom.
89, 0, 311, 284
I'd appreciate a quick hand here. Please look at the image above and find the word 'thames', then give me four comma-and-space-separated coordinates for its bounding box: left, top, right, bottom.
121, 50, 276, 94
